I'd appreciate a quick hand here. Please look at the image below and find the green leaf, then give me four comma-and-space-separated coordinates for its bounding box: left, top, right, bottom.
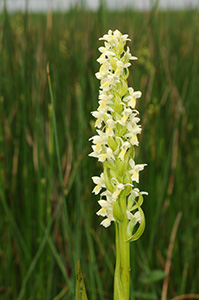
75, 260, 88, 300
126, 217, 137, 239
126, 204, 145, 242
140, 269, 167, 284
130, 193, 144, 211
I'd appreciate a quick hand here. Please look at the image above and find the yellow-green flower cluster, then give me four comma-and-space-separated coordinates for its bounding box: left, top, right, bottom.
90, 30, 147, 239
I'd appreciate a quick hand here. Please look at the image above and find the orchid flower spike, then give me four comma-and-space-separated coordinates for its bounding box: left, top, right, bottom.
89, 29, 147, 240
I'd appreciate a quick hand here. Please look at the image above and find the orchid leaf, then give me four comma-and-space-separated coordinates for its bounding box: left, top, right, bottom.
75, 260, 88, 300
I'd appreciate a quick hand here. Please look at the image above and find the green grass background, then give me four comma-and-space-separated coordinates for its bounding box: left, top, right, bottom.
0, 3, 199, 300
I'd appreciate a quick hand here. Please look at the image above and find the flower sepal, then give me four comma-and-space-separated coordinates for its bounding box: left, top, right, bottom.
113, 102, 123, 114
116, 79, 128, 97
117, 160, 127, 177
107, 136, 118, 152
116, 172, 132, 198
104, 166, 115, 193
116, 39, 125, 56
112, 201, 124, 222
109, 55, 117, 70
116, 123, 127, 136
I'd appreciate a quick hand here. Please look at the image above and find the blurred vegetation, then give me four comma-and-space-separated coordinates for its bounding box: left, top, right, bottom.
0, 3, 199, 300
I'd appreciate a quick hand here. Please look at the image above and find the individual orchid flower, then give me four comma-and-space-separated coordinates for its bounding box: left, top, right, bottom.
123, 87, 142, 108
92, 173, 106, 195
129, 158, 147, 183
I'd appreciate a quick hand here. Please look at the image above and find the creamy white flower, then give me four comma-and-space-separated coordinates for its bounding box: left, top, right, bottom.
127, 188, 148, 211
90, 143, 102, 154
132, 188, 148, 197
89, 130, 108, 147
123, 88, 142, 109
99, 29, 131, 47
97, 102, 113, 114
98, 42, 111, 53
90, 131, 105, 143
129, 159, 147, 183
125, 46, 137, 61
112, 60, 131, 78
126, 210, 141, 224
97, 197, 115, 228
90, 146, 115, 162
129, 113, 140, 125
106, 73, 121, 86
100, 216, 114, 228
96, 207, 107, 217
99, 29, 113, 42
98, 91, 114, 101
100, 77, 118, 92
118, 141, 131, 161
114, 29, 130, 44
97, 49, 115, 66
112, 183, 125, 200
100, 189, 113, 200
117, 59, 131, 70
91, 110, 105, 128
98, 48, 115, 57
95, 64, 109, 80
106, 119, 116, 136
126, 121, 141, 134
111, 178, 133, 201
106, 147, 115, 160
125, 122, 142, 146
120, 33, 131, 42
97, 200, 112, 217
117, 107, 132, 126
92, 173, 106, 194
97, 55, 111, 65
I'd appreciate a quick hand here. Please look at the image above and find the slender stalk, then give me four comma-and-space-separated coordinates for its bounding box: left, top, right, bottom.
114, 223, 123, 300
114, 206, 130, 300
119, 220, 130, 300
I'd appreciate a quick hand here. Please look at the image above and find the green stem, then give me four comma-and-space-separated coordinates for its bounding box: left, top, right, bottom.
119, 219, 130, 300
114, 223, 123, 300
114, 199, 130, 300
